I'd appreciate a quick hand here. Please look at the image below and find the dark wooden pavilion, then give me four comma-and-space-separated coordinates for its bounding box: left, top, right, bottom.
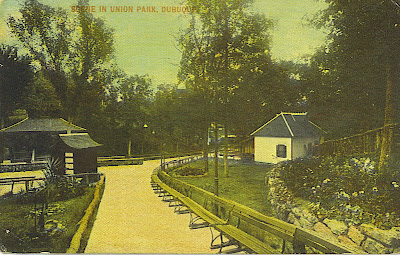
0, 118, 101, 175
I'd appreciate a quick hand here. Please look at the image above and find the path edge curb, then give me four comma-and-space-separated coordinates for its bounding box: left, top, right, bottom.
66, 174, 106, 253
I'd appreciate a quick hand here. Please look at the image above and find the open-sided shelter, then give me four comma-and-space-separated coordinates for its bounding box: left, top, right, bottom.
0, 118, 101, 174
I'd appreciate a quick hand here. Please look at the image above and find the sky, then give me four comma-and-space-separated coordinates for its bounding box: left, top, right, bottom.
0, 0, 328, 86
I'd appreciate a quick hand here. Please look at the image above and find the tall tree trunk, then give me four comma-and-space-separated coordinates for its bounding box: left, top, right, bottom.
128, 138, 132, 157
224, 125, 229, 177
378, 59, 397, 171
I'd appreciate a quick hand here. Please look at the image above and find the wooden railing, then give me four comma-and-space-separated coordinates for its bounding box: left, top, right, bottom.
0, 161, 48, 173
97, 157, 145, 166
314, 123, 399, 157
0, 173, 103, 196
0, 176, 46, 194
151, 159, 364, 254
98, 151, 202, 167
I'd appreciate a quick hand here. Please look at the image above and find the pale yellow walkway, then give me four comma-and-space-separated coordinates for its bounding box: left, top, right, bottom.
85, 159, 215, 253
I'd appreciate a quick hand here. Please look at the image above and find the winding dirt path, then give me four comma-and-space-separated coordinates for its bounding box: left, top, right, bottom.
85, 159, 215, 253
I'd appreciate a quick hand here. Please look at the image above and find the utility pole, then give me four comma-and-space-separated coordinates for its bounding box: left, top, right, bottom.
160, 142, 165, 170
203, 127, 209, 173
223, 125, 229, 177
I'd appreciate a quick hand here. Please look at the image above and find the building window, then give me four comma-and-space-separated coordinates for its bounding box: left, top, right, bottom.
276, 144, 287, 158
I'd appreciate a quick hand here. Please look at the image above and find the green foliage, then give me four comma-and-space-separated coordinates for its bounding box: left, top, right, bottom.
23, 71, 62, 117
7, 0, 115, 121
280, 156, 400, 229
177, 159, 274, 215
75, 0, 114, 79
296, 0, 400, 138
11, 176, 86, 205
117, 74, 152, 131
178, 0, 299, 138
148, 85, 204, 154
46, 177, 86, 202
5, 0, 146, 156
0, 44, 33, 126
170, 166, 206, 176
0, 186, 95, 253
94, 73, 154, 155
7, 0, 73, 72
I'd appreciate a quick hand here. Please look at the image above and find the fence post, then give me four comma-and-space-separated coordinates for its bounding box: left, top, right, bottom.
293, 229, 306, 254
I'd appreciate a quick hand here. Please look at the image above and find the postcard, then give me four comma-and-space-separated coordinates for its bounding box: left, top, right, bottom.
0, 0, 398, 254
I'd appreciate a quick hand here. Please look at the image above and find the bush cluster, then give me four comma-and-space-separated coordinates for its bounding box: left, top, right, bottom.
172, 166, 206, 176
46, 177, 86, 202
280, 156, 400, 229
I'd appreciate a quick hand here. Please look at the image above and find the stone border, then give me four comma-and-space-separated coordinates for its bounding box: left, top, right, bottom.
267, 164, 400, 254
66, 174, 105, 253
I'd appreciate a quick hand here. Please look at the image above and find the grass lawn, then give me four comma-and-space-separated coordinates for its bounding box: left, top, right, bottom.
174, 159, 275, 215
0, 186, 95, 253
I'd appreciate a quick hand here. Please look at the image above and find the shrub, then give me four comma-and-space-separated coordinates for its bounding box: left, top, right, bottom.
173, 166, 206, 176
46, 176, 85, 202
280, 156, 400, 229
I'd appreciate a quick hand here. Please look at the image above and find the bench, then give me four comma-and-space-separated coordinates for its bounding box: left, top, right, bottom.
151, 173, 275, 254
154, 169, 365, 254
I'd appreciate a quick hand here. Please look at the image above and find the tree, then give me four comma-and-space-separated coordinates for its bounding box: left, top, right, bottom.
70, 0, 115, 123
305, 0, 400, 137
295, 0, 400, 171
117, 75, 152, 156
178, 0, 298, 179
75, 0, 114, 81
7, 0, 115, 121
0, 44, 33, 127
7, 0, 74, 110
23, 71, 62, 118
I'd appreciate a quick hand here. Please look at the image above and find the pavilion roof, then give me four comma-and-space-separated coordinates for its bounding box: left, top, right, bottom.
0, 118, 86, 133
59, 133, 101, 149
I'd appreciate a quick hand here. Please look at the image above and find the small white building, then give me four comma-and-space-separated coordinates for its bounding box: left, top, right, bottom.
251, 112, 324, 164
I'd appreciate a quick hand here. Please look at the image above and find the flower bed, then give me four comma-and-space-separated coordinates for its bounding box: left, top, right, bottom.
267, 157, 400, 253
279, 156, 400, 229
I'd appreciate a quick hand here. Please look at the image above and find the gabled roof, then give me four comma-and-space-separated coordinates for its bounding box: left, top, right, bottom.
59, 133, 101, 149
0, 118, 86, 133
251, 112, 324, 138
